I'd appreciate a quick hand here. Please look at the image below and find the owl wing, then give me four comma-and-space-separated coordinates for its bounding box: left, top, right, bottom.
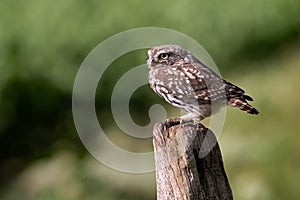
178, 61, 226, 102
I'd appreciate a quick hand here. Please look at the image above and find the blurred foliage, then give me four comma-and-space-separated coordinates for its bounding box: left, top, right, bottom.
0, 0, 300, 199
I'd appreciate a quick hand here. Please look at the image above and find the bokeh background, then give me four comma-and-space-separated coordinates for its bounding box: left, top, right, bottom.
1, 0, 300, 199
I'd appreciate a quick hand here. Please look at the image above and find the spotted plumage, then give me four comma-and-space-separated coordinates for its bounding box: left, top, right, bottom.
146, 44, 259, 120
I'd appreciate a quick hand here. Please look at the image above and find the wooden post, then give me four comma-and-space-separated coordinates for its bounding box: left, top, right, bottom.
153, 119, 233, 200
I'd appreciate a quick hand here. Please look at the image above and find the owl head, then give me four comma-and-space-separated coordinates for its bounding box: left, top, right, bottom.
147, 44, 191, 68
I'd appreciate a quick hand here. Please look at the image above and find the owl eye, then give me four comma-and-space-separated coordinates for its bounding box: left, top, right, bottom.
159, 53, 169, 60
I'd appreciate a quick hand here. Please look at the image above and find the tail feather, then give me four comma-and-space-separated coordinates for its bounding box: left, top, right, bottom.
228, 98, 259, 115
243, 94, 253, 101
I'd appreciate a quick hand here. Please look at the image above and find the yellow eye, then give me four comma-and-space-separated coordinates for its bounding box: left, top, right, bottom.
159, 53, 169, 60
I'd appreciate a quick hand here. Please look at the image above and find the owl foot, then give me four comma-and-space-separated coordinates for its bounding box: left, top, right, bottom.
181, 113, 203, 122
164, 117, 181, 128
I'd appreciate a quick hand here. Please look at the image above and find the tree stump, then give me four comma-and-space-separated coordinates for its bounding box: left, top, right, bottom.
153, 120, 233, 200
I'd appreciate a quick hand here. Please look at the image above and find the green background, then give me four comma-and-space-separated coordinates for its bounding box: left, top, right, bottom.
1, 0, 300, 199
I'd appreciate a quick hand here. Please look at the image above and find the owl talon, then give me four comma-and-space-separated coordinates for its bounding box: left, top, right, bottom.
180, 113, 202, 121
180, 118, 194, 125
164, 117, 181, 128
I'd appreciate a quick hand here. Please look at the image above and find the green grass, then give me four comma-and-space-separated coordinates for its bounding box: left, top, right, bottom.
220, 44, 300, 200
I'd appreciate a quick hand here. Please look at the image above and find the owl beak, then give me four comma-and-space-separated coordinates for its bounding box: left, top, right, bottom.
146, 57, 152, 67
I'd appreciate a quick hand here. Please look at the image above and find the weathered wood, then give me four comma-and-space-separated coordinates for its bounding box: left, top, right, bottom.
153, 120, 233, 200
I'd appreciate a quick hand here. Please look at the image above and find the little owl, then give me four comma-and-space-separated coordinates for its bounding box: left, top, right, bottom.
147, 44, 259, 121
